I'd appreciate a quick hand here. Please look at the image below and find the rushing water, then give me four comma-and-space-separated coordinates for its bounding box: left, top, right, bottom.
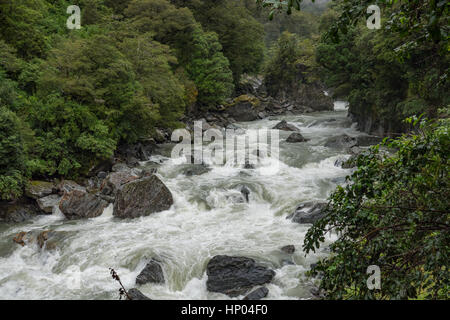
0, 101, 368, 300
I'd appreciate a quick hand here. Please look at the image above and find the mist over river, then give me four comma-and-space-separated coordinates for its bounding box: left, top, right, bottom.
0, 101, 369, 300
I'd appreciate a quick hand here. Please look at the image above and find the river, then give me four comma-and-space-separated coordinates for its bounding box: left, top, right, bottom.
0, 101, 368, 300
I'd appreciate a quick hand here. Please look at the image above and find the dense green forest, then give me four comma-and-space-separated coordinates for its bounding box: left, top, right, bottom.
0, 0, 449, 300
0, 0, 326, 199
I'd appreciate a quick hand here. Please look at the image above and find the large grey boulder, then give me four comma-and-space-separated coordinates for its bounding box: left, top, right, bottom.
59, 190, 108, 220
136, 259, 165, 285
206, 255, 275, 297
113, 175, 173, 219
37, 194, 61, 214
288, 201, 328, 224
25, 181, 54, 199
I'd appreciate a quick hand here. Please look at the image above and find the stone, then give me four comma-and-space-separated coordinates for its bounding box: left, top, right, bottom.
113, 175, 173, 219
0, 200, 40, 223
281, 245, 295, 254
59, 190, 108, 220
25, 181, 54, 199
286, 132, 308, 143
226, 95, 260, 122
136, 259, 165, 285
100, 171, 139, 197
287, 201, 328, 224
273, 120, 299, 132
37, 194, 61, 214
127, 288, 151, 300
243, 287, 269, 300
206, 255, 275, 297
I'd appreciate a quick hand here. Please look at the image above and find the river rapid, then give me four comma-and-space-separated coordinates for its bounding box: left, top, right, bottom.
0, 101, 368, 300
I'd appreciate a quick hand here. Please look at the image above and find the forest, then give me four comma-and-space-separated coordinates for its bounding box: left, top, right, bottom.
0, 0, 448, 300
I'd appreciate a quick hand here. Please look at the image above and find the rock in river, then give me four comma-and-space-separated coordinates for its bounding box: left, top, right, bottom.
127, 288, 151, 300
272, 120, 299, 132
113, 175, 173, 219
287, 201, 328, 224
206, 255, 275, 297
243, 287, 269, 300
136, 259, 165, 285
286, 132, 308, 143
59, 190, 108, 220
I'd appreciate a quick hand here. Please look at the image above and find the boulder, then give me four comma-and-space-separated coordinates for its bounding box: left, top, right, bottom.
136, 259, 165, 285
288, 201, 328, 224
127, 288, 151, 300
59, 190, 108, 220
226, 95, 260, 122
113, 175, 173, 219
324, 134, 357, 149
37, 194, 61, 214
243, 287, 269, 300
206, 255, 275, 297
25, 181, 54, 199
286, 132, 308, 143
281, 245, 295, 254
273, 120, 299, 132
100, 171, 139, 197
0, 200, 40, 223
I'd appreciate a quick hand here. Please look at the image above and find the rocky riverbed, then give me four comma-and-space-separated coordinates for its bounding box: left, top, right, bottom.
0, 99, 382, 299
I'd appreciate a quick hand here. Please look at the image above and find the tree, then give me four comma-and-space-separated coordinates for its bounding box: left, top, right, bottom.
172, 0, 265, 84
185, 27, 234, 108
304, 114, 450, 299
37, 34, 158, 142
124, 0, 234, 109
0, 107, 29, 200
